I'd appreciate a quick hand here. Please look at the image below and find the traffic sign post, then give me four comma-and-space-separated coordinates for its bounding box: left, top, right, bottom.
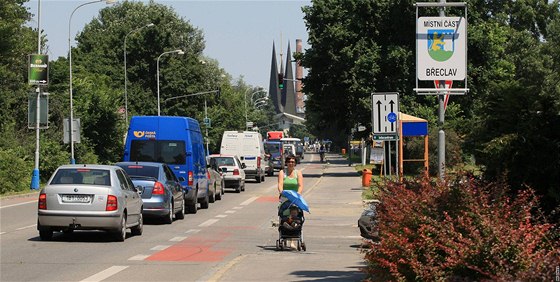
371, 92, 400, 178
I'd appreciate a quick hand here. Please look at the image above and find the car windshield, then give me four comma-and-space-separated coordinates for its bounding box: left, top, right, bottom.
51, 168, 111, 186
130, 140, 186, 165
213, 157, 235, 166
264, 143, 280, 154
119, 164, 159, 178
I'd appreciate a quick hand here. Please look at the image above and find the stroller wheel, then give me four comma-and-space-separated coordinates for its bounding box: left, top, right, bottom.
275, 240, 280, 251
297, 240, 301, 251
301, 242, 306, 251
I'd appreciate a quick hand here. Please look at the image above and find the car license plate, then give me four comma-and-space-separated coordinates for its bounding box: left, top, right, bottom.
62, 194, 91, 203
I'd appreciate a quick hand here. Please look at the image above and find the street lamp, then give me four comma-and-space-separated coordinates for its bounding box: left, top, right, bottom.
157, 49, 184, 116
68, 0, 116, 164
245, 88, 266, 130
124, 22, 154, 127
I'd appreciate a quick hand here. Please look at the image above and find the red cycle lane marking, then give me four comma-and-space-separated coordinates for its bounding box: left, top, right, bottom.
147, 233, 232, 262
256, 196, 278, 203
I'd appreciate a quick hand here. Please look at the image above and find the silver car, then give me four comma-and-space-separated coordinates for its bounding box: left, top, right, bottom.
208, 154, 246, 193
37, 164, 143, 241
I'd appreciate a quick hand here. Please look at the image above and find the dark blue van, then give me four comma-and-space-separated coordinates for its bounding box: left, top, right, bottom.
123, 116, 209, 214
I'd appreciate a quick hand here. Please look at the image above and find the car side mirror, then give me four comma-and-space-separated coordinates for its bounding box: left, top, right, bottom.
135, 185, 143, 195
178, 176, 186, 182
241, 163, 247, 169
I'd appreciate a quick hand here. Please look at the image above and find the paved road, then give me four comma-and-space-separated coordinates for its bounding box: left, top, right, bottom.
0, 153, 366, 281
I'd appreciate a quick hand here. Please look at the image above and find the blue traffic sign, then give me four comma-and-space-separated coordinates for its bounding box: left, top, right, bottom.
387, 112, 397, 123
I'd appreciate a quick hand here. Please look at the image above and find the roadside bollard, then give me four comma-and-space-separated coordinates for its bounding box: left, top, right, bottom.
362, 169, 372, 187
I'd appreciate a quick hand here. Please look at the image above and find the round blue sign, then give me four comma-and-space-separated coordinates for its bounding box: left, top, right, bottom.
387, 112, 397, 123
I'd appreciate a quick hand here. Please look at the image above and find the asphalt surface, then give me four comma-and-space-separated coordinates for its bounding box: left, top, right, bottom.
212, 153, 367, 281
0, 152, 368, 282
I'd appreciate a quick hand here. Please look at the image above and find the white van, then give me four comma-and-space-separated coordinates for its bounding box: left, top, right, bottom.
220, 131, 267, 183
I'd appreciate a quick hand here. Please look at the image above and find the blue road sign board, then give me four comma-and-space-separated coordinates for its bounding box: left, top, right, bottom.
387, 112, 397, 123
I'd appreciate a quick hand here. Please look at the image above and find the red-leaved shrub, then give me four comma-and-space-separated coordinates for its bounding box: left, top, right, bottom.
362, 173, 560, 281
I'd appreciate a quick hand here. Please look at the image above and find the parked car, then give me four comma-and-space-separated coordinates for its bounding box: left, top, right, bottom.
124, 116, 210, 214
206, 156, 225, 202
37, 164, 143, 241
116, 162, 184, 224
208, 154, 246, 193
358, 200, 380, 241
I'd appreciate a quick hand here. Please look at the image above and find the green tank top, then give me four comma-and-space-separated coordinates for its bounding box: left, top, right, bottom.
283, 169, 299, 191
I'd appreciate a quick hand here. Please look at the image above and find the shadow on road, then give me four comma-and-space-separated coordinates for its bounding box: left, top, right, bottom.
291, 268, 366, 282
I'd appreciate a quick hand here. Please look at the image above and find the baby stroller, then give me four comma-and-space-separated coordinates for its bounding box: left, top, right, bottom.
276, 199, 306, 251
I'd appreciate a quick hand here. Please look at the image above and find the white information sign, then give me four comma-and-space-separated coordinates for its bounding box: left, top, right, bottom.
371, 93, 399, 135
417, 17, 466, 81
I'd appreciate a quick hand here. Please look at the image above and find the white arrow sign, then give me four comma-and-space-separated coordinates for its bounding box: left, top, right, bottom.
371, 93, 399, 134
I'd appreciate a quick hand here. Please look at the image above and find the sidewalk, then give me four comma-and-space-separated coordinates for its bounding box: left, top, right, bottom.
228, 153, 367, 281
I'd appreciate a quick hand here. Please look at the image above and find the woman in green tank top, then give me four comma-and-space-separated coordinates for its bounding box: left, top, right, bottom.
278, 155, 303, 195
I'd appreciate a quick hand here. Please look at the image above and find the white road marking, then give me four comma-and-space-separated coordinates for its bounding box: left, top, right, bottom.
16, 224, 36, 230
0, 232, 6, 235
240, 197, 258, 206
128, 255, 149, 261
150, 245, 170, 251
0, 200, 37, 209
225, 210, 236, 214
80, 265, 128, 282
169, 236, 187, 242
215, 214, 228, 218
198, 219, 219, 227
203, 254, 247, 282
233, 206, 243, 209
185, 229, 201, 234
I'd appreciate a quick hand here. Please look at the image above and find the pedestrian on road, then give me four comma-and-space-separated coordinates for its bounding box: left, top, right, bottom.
278, 154, 303, 196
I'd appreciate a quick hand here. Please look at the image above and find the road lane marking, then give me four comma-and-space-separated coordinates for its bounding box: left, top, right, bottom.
170, 236, 187, 242
185, 229, 201, 234
225, 210, 236, 214
128, 255, 149, 261
0, 200, 37, 209
150, 245, 170, 251
215, 214, 227, 218
240, 197, 257, 206
199, 219, 219, 227
16, 224, 36, 230
0, 232, 6, 235
233, 206, 243, 209
80, 265, 128, 282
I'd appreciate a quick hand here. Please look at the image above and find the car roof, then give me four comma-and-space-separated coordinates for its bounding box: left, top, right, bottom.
115, 161, 165, 167
56, 164, 120, 170
208, 154, 237, 158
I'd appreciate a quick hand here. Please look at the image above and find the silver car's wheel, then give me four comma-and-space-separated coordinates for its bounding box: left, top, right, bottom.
209, 184, 216, 203
39, 226, 53, 241
175, 199, 185, 220
163, 202, 173, 224
131, 213, 143, 236
115, 215, 126, 242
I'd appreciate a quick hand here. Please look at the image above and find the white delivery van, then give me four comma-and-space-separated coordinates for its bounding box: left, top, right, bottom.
220, 131, 267, 183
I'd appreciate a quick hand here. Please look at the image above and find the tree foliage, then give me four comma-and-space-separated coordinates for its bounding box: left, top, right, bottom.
301, 0, 560, 216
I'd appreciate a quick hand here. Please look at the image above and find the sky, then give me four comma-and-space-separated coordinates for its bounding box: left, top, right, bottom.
25, 0, 311, 89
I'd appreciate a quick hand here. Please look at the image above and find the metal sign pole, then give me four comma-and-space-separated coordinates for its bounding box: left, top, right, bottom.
438, 0, 446, 180
31, 0, 42, 190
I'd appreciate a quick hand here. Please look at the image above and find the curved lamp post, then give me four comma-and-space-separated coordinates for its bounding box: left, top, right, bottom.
68, 0, 116, 164
245, 88, 266, 130
157, 49, 184, 116
124, 22, 154, 127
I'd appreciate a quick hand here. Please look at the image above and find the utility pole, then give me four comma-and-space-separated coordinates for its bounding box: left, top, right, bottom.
31, 0, 42, 190
438, 0, 446, 180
